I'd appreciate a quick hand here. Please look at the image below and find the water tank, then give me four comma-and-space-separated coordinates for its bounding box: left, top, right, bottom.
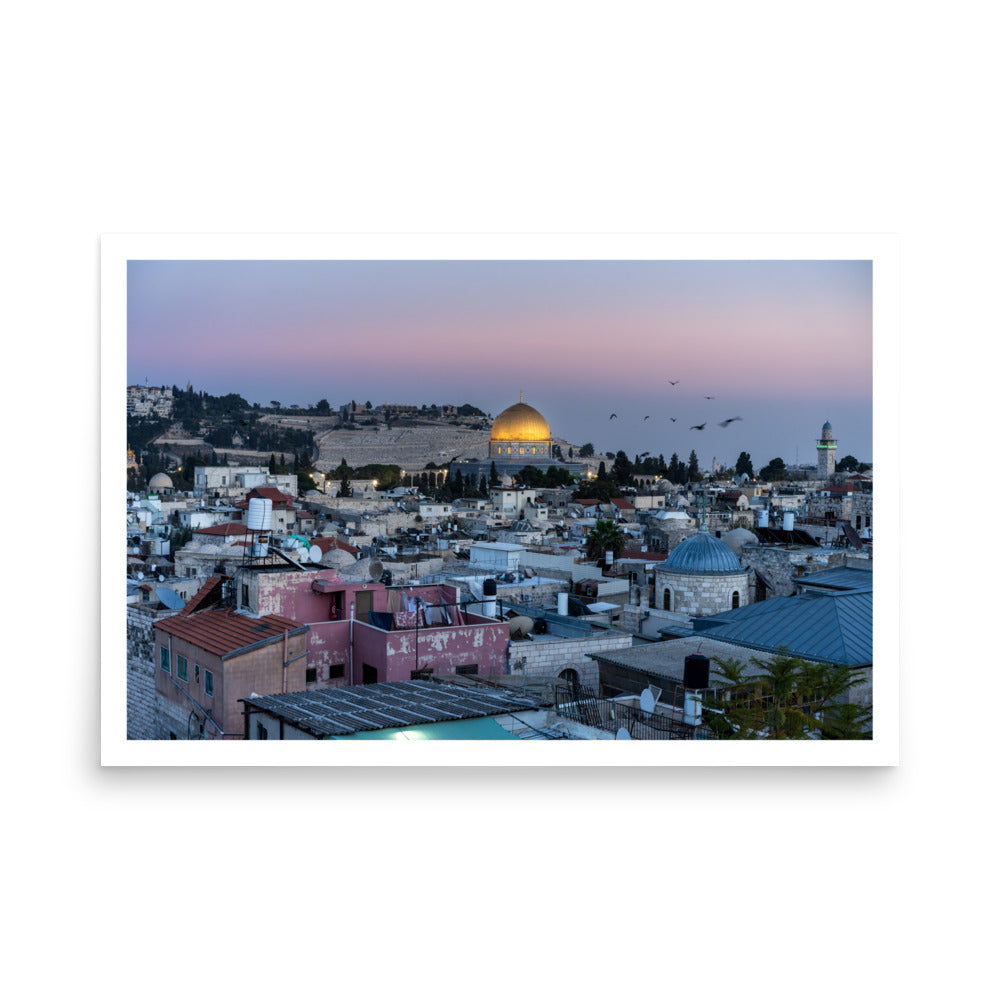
783, 511, 795, 531
248, 497, 273, 531
757, 509, 768, 528
483, 578, 497, 597
557, 592, 569, 616
683, 653, 710, 690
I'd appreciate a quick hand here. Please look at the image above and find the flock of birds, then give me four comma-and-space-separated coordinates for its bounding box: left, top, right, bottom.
608, 379, 742, 431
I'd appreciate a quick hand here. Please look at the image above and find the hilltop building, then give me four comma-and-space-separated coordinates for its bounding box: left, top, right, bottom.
450, 394, 587, 486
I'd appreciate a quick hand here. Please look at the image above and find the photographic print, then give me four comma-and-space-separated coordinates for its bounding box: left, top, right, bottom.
103, 234, 897, 765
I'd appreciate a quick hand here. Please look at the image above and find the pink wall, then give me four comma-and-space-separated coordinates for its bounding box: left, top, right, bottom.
254, 573, 508, 685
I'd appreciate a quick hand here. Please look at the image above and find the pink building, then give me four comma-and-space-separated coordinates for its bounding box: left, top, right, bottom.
241, 566, 510, 687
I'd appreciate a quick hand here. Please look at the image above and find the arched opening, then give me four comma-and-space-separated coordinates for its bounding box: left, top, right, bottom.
558, 667, 581, 695
663, 588, 671, 611
732, 591, 740, 609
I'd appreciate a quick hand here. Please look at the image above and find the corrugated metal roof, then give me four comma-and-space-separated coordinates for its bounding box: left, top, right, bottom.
796, 567, 873, 591
691, 590, 872, 666
241, 681, 542, 738
155, 607, 306, 658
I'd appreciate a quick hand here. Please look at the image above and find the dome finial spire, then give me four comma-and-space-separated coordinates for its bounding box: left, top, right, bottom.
520, 389, 523, 403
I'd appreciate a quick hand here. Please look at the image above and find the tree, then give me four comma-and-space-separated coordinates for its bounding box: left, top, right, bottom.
489, 461, 500, 487
701, 652, 871, 740
270, 401, 281, 410
585, 518, 626, 562
666, 453, 681, 484
612, 450, 634, 484
836, 455, 860, 473
316, 398, 331, 414
579, 442, 595, 458
759, 457, 786, 481
687, 450, 700, 482
735, 451, 754, 478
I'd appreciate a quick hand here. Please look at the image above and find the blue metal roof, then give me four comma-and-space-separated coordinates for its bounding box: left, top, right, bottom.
690, 589, 872, 666
796, 567, 873, 591
659, 532, 744, 575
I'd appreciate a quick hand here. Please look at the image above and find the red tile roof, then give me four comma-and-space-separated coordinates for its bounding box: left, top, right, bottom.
196, 522, 249, 536
236, 487, 296, 508
610, 498, 634, 509
155, 607, 306, 658
620, 549, 669, 561
179, 576, 226, 616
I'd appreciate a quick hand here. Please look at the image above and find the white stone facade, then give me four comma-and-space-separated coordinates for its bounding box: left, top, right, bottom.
654, 568, 752, 616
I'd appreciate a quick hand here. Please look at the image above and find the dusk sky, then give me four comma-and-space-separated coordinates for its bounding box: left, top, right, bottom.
127, 259, 873, 471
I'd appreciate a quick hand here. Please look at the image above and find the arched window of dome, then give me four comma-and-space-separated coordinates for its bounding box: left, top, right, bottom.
663, 588, 671, 611
732, 591, 740, 609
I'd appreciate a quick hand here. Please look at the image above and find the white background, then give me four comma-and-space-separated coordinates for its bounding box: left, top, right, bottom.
5, 2, 992, 998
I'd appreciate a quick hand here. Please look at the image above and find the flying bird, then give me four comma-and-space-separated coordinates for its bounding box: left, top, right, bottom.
704, 395, 715, 400
718, 417, 743, 427
643, 415, 650, 421
609, 413, 617, 420
668, 380, 679, 386
690, 422, 707, 431
669, 417, 677, 422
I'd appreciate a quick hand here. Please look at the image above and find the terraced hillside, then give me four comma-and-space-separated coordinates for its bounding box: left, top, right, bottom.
314, 420, 491, 473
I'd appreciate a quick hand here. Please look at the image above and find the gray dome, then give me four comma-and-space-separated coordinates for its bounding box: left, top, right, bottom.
659, 531, 744, 575
149, 472, 173, 490
721, 527, 757, 555
822, 421, 832, 430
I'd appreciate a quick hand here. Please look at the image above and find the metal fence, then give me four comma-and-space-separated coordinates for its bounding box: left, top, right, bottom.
551, 683, 714, 740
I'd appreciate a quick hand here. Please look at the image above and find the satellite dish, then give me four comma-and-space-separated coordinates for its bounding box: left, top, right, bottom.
615, 727, 631, 740
309, 545, 322, 563
158, 574, 165, 582
136, 571, 144, 580
156, 585, 187, 610
369, 560, 384, 580
296, 547, 309, 562
640, 688, 656, 715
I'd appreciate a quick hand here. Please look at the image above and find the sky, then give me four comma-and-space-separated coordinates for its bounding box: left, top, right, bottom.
127, 258, 873, 471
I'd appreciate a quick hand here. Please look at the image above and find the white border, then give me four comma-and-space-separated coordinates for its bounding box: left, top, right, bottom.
102, 233, 898, 766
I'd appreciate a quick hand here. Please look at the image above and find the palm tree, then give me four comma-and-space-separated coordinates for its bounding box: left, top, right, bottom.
586, 518, 625, 562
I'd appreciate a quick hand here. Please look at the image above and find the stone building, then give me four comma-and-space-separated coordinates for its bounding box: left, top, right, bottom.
816, 420, 838, 480
653, 526, 753, 615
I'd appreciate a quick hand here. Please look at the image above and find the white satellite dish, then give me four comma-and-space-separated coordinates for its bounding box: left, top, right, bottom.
309, 545, 322, 563
615, 727, 631, 740
158, 574, 165, 582
136, 571, 144, 580
640, 688, 656, 715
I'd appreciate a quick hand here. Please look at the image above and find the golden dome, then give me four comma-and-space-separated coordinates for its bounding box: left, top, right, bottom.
491, 398, 551, 443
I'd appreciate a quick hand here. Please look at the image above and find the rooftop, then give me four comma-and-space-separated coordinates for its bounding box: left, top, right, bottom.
155, 607, 307, 658
241, 680, 543, 738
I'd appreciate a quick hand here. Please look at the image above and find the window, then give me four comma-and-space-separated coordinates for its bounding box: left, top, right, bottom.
242, 584, 249, 607
456, 664, 478, 675
160, 646, 170, 673
256, 721, 268, 740
204, 670, 214, 696
305, 667, 317, 683
194, 664, 200, 684
329, 664, 345, 679
663, 588, 671, 611
177, 654, 188, 681
732, 591, 740, 609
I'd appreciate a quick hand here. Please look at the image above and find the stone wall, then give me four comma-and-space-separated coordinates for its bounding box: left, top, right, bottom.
509, 631, 634, 690
126, 605, 175, 740
740, 545, 849, 598
654, 569, 752, 616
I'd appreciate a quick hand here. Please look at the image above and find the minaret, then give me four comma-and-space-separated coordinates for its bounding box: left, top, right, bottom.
816, 420, 837, 479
